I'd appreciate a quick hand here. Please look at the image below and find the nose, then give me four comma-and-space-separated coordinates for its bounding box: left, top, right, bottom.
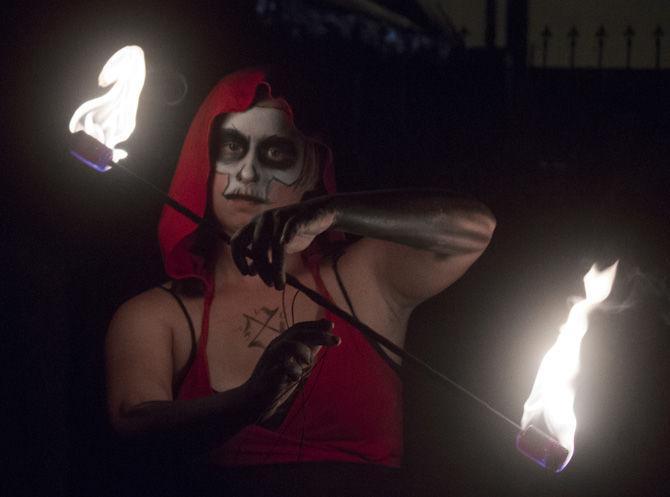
236, 159, 259, 184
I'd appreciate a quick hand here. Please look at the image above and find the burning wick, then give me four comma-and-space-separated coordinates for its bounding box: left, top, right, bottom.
67, 45, 204, 225
70, 130, 113, 171
69, 45, 146, 171
69, 130, 204, 226
518, 262, 619, 472
516, 425, 569, 472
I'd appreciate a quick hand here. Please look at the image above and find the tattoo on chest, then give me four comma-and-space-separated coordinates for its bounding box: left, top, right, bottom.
238, 306, 288, 349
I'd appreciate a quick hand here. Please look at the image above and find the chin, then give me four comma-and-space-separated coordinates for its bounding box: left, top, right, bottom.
217, 211, 255, 235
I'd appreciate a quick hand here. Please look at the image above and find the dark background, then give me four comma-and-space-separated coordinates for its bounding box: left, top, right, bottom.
4, 1, 669, 496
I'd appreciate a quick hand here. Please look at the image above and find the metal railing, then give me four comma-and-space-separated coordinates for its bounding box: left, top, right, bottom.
528, 24, 665, 70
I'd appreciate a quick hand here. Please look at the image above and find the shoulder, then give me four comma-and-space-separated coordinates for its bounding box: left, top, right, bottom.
109, 284, 181, 336
106, 285, 187, 416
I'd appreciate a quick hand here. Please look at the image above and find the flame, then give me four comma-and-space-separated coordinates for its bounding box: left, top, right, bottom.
521, 261, 618, 471
69, 46, 146, 165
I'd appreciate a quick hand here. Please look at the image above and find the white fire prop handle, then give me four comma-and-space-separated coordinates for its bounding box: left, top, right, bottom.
518, 262, 619, 472
69, 45, 145, 170
70, 46, 619, 472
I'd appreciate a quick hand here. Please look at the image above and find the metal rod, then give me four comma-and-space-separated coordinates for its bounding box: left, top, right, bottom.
114, 162, 204, 225
104, 155, 520, 431
289, 272, 522, 430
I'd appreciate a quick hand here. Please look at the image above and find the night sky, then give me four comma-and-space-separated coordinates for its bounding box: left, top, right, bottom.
4, 2, 669, 496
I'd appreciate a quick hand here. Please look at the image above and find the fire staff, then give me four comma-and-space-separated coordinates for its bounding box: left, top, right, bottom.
105, 68, 496, 496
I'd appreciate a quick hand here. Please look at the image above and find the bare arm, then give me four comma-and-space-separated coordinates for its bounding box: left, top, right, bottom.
105, 291, 258, 452
106, 291, 338, 452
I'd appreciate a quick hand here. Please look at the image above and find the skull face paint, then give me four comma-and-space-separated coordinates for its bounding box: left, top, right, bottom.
213, 106, 305, 203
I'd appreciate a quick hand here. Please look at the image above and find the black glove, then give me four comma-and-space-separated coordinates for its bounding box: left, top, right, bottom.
244, 319, 340, 423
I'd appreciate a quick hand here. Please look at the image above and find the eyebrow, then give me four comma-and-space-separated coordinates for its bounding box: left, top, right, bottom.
219, 128, 247, 140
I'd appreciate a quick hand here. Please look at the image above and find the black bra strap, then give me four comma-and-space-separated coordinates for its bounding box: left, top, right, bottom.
332, 255, 402, 375
158, 284, 197, 366
332, 253, 358, 320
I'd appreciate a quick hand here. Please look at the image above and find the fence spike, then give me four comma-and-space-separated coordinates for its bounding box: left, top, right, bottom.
459, 26, 470, 46
596, 25, 607, 69
541, 25, 552, 68
654, 26, 664, 69
624, 25, 635, 69
568, 26, 579, 69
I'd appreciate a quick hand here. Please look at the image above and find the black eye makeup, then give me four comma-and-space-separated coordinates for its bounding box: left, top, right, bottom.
217, 129, 248, 161
257, 136, 298, 168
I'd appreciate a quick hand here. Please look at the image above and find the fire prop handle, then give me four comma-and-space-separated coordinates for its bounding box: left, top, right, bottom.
69, 130, 526, 432
68, 44, 577, 473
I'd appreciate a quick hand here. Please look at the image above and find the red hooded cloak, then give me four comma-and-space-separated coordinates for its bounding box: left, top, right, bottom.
157, 69, 402, 467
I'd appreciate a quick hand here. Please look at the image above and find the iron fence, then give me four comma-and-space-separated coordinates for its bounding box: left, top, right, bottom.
527, 24, 665, 70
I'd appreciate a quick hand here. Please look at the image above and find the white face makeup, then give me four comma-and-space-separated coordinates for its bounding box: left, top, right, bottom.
213, 106, 305, 203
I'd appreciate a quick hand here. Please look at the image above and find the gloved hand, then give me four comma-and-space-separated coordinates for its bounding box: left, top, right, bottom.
230, 198, 336, 290
243, 318, 340, 423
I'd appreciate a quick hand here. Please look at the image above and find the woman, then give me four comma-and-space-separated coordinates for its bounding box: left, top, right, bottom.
106, 68, 495, 496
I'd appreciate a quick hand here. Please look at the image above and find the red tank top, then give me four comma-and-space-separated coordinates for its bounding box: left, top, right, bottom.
176, 258, 403, 467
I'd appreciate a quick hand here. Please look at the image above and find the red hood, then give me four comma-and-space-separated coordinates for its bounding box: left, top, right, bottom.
158, 68, 337, 290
